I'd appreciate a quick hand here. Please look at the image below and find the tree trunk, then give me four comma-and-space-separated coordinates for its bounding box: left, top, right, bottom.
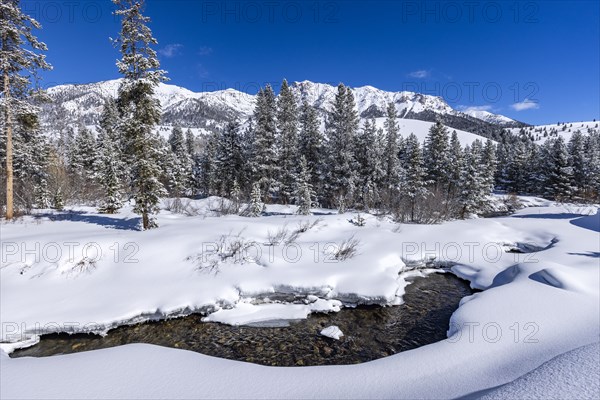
4, 69, 13, 220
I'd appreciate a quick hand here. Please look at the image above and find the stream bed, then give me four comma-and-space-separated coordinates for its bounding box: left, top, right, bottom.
12, 273, 474, 366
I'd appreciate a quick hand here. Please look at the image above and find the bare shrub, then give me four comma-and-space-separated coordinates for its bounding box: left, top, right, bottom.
266, 224, 289, 246
164, 198, 201, 216
331, 235, 361, 261
208, 197, 239, 216
187, 230, 257, 275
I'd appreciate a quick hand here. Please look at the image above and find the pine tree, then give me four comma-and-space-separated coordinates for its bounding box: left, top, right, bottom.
459, 140, 488, 218
185, 128, 195, 157
214, 120, 244, 197
298, 99, 323, 195
355, 119, 383, 210
96, 99, 124, 213
423, 121, 450, 188
1, 0, 51, 218
545, 137, 574, 201
252, 85, 278, 201
382, 102, 401, 195
113, 0, 167, 230
295, 156, 316, 215
167, 125, 192, 196
325, 83, 358, 212
198, 131, 218, 196
402, 133, 428, 221
276, 79, 299, 204
69, 125, 98, 179
446, 130, 464, 196
482, 140, 497, 194
584, 132, 600, 201
247, 181, 263, 217
568, 131, 586, 199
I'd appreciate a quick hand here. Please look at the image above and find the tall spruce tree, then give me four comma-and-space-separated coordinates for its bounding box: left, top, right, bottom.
402, 133, 428, 221
96, 99, 124, 213
295, 156, 316, 215
252, 85, 278, 201
325, 83, 358, 212
423, 120, 450, 189
113, 0, 167, 230
298, 99, 323, 196
276, 79, 299, 203
383, 102, 401, 194
214, 120, 244, 197
167, 125, 192, 196
546, 137, 574, 201
1, 0, 51, 218
459, 140, 488, 218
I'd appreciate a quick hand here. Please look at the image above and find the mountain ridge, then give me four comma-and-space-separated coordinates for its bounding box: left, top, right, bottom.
42, 79, 525, 139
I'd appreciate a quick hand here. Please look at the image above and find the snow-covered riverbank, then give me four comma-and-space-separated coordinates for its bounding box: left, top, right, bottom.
1, 199, 598, 398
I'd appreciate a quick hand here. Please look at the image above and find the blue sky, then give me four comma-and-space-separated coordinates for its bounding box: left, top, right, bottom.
25, 0, 599, 125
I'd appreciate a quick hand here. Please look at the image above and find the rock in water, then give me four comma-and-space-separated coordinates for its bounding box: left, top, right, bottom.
320, 325, 344, 340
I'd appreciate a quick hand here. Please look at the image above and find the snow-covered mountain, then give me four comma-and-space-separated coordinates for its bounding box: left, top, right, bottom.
462, 109, 516, 125
41, 79, 523, 139
508, 120, 599, 143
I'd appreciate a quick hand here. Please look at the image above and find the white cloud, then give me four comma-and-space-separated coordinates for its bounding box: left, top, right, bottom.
158, 44, 183, 58
408, 70, 430, 79
458, 105, 494, 113
198, 46, 213, 56
511, 99, 540, 111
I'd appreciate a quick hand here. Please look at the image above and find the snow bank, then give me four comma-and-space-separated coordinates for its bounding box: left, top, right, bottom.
1, 201, 599, 398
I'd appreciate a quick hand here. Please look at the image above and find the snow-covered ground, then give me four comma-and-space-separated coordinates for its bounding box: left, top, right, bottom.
1, 198, 598, 399
508, 120, 599, 143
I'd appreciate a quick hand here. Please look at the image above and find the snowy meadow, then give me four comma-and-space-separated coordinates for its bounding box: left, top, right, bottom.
1, 197, 599, 398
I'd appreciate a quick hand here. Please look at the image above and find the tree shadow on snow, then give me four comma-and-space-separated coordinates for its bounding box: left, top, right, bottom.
567, 251, 600, 258
569, 213, 600, 233
511, 213, 583, 220
34, 211, 141, 231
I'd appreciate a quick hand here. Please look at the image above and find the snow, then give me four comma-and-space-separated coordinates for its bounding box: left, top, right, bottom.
462, 109, 516, 125
508, 120, 599, 143
474, 342, 600, 400
202, 298, 342, 326
320, 325, 344, 340
1, 200, 599, 398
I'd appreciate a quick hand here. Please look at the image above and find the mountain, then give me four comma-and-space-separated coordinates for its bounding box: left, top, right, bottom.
461, 109, 516, 125
40, 79, 525, 140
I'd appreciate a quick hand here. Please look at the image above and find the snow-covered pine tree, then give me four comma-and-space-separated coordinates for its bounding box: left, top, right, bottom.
401, 133, 428, 222
482, 140, 497, 194
247, 181, 263, 217
185, 128, 195, 157
276, 79, 299, 204
505, 137, 530, 194
325, 83, 358, 212
295, 156, 316, 215
215, 120, 244, 197
96, 99, 124, 213
1, 0, 51, 218
584, 132, 600, 201
198, 131, 218, 196
545, 136, 574, 202
423, 120, 450, 189
446, 130, 464, 197
298, 99, 323, 196
167, 125, 192, 196
382, 102, 401, 197
68, 125, 99, 179
113, 0, 167, 230
459, 140, 487, 218
568, 130, 587, 200
251, 85, 278, 202
354, 118, 383, 210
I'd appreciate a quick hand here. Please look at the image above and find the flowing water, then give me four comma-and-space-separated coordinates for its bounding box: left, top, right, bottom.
12, 273, 474, 366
